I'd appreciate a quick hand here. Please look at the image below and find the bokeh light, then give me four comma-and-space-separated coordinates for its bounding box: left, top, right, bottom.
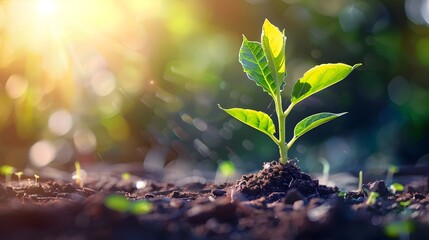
29, 140, 56, 167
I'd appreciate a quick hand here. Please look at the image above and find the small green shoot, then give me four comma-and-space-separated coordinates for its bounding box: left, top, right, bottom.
105, 194, 153, 215
72, 161, 85, 188
219, 19, 360, 164
219, 160, 236, 178
338, 191, 346, 198
389, 183, 404, 193
358, 170, 363, 192
386, 165, 398, 185
15, 171, 23, 185
366, 191, 379, 205
1, 165, 15, 184
399, 200, 411, 207
318, 157, 330, 184
34, 174, 40, 185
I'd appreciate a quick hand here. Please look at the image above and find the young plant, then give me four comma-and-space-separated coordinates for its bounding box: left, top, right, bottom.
358, 170, 363, 192
1, 165, 15, 184
72, 161, 85, 188
219, 19, 360, 164
366, 191, 379, 205
34, 174, 40, 185
15, 171, 23, 185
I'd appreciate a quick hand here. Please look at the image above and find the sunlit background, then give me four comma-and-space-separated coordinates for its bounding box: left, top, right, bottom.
0, 0, 428, 177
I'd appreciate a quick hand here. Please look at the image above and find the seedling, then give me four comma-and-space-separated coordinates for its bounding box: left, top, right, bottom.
15, 171, 23, 185
358, 170, 363, 192
34, 174, 40, 185
1, 165, 15, 184
219, 160, 236, 178
72, 161, 86, 188
318, 157, 330, 184
386, 165, 398, 185
389, 182, 404, 193
366, 191, 379, 205
219, 19, 360, 164
104, 194, 153, 215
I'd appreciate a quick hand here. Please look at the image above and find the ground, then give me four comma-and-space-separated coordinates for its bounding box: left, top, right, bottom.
0, 161, 428, 240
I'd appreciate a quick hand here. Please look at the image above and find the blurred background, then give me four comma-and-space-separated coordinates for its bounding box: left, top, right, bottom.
0, 0, 428, 178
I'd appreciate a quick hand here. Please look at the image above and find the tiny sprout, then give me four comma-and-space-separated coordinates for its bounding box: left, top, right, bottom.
389, 183, 404, 193
72, 161, 86, 188
219, 161, 236, 178
34, 174, 40, 185
366, 191, 379, 205
318, 157, 330, 184
1, 165, 15, 184
15, 171, 23, 184
399, 200, 411, 207
386, 165, 398, 185
104, 194, 153, 215
338, 192, 346, 198
358, 170, 363, 192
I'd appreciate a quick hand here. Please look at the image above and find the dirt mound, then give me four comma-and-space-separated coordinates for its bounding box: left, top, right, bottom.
235, 161, 338, 200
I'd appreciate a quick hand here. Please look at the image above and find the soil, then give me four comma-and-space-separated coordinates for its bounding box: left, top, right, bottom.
1, 161, 429, 240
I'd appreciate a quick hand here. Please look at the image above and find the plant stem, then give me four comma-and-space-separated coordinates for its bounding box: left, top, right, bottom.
274, 94, 288, 164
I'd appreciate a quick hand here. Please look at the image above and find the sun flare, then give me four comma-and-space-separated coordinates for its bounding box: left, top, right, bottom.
37, 0, 57, 17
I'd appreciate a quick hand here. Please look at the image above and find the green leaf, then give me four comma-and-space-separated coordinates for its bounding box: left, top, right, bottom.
291, 63, 361, 105
261, 19, 286, 91
219, 105, 276, 139
293, 112, 347, 140
239, 36, 276, 97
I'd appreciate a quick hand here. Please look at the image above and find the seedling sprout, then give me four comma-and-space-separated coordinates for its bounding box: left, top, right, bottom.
34, 174, 40, 185
72, 161, 86, 188
358, 170, 363, 192
318, 157, 330, 185
104, 194, 153, 215
389, 183, 404, 193
219, 160, 236, 178
366, 191, 379, 205
219, 19, 360, 164
1, 165, 15, 184
15, 171, 23, 185
386, 165, 398, 185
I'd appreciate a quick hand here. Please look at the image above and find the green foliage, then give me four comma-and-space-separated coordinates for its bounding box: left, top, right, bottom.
220, 19, 360, 163
105, 195, 153, 215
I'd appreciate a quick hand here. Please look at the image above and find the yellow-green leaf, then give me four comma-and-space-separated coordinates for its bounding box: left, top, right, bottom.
219, 105, 276, 139
291, 63, 361, 105
261, 19, 286, 90
293, 112, 347, 141
239, 36, 276, 97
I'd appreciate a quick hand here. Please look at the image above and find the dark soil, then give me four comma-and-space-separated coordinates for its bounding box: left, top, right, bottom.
1, 161, 429, 240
